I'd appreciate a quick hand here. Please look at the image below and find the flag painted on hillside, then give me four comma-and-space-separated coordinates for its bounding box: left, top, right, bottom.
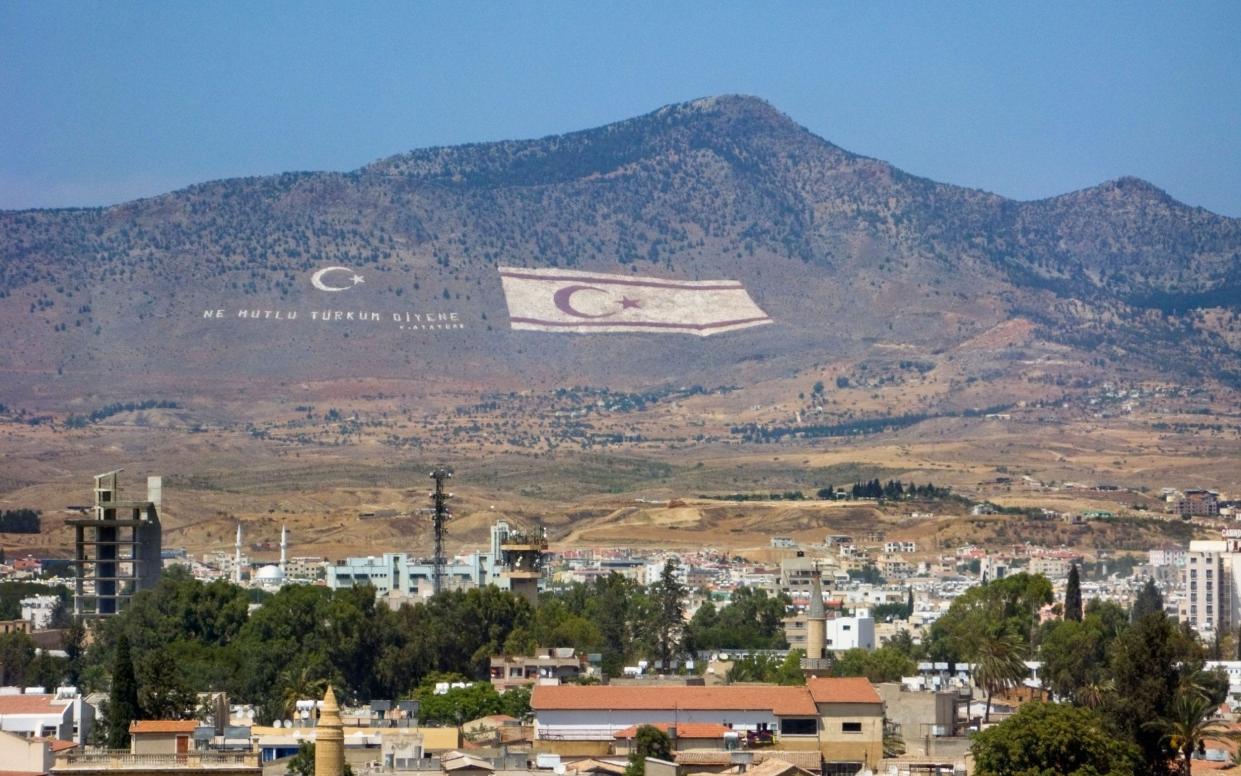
498, 267, 772, 336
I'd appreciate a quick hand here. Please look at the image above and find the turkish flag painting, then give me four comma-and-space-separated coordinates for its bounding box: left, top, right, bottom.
498, 267, 773, 337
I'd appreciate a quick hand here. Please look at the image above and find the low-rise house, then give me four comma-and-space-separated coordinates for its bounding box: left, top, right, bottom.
531, 679, 884, 770
0, 689, 94, 745
129, 720, 198, 755
0, 728, 73, 775
490, 648, 590, 691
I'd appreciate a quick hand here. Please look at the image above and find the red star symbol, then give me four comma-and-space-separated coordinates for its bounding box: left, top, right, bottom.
619, 296, 641, 310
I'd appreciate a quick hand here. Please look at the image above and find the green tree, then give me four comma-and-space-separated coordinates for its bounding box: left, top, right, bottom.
685, 587, 790, 650
136, 646, 198, 719
416, 681, 505, 726
886, 630, 917, 659
973, 631, 1028, 723
499, 684, 532, 720
831, 646, 915, 684
624, 724, 673, 776
1146, 688, 1235, 776
924, 573, 1053, 662
27, 651, 66, 690
0, 631, 36, 685
1104, 610, 1196, 776
1038, 602, 1127, 704
1132, 579, 1164, 621
107, 633, 140, 748
1064, 564, 1082, 622
725, 650, 805, 685
594, 574, 638, 678
279, 664, 329, 719
650, 561, 686, 670
64, 617, 87, 687
971, 702, 1138, 776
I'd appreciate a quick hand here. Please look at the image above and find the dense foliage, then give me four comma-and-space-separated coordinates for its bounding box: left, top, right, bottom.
724, 651, 804, 685
972, 702, 1138, 776
686, 587, 790, 650
0, 509, 41, 533
75, 566, 789, 724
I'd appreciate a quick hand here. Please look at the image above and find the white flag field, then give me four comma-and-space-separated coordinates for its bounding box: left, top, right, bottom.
498, 267, 773, 337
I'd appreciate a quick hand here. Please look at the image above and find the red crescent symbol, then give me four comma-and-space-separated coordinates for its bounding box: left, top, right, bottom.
553, 285, 619, 319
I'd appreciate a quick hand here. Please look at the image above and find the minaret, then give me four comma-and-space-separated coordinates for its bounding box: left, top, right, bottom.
806, 565, 827, 661
315, 685, 344, 776
234, 524, 243, 584
280, 524, 288, 576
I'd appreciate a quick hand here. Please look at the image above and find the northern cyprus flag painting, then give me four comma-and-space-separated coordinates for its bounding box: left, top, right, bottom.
498, 267, 773, 336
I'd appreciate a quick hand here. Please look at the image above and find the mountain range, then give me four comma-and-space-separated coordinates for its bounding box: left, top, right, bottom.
2, 95, 1240, 408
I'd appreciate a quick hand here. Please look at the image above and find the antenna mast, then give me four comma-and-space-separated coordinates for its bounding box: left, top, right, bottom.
428, 467, 453, 595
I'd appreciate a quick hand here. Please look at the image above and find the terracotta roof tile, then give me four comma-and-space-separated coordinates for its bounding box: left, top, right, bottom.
806, 676, 881, 704
49, 740, 77, 752
531, 685, 817, 716
0, 695, 63, 715
129, 720, 198, 734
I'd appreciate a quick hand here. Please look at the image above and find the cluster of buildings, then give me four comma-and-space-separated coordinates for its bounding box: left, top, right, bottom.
13, 470, 1241, 776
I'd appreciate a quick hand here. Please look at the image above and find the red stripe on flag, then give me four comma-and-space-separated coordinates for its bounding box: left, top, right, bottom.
508, 316, 772, 331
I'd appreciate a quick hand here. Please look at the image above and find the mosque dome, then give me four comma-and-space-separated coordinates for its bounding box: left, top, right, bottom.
255, 564, 284, 582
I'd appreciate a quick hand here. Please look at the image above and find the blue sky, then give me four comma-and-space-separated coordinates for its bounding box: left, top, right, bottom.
2, 2, 1239, 215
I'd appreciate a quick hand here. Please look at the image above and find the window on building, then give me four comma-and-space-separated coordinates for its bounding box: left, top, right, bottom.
842, 721, 863, 733
780, 718, 817, 735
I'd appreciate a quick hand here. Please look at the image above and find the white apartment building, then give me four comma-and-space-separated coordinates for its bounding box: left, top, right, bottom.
1180, 539, 1241, 637
825, 610, 876, 651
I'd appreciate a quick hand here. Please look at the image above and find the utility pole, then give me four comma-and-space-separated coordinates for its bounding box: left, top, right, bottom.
428, 467, 453, 596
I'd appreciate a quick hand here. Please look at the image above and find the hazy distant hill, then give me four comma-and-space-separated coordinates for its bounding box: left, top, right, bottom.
2, 95, 1240, 403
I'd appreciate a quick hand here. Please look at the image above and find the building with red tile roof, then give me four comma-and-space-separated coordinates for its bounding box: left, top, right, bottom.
129, 719, 199, 756
531, 680, 883, 770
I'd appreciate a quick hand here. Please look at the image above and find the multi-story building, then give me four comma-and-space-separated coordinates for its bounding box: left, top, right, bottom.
1149, 545, 1187, 568
1028, 557, 1071, 579
326, 551, 500, 598
1180, 540, 1236, 636
1180, 489, 1221, 518
489, 648, 591, 691
283, 556, 325, 582
68, 471, 162, 618
878, 555, 914, 580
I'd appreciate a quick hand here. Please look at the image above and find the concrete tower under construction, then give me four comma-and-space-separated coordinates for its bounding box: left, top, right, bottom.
69, 470, 163, 618
499, 526, 548, 605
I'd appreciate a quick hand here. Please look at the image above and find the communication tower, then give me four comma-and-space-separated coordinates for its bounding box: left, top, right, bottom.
428, 468, 453, 595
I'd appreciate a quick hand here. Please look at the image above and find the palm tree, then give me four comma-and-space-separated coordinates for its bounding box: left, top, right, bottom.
279, 665, 327, 720
1075, 678, 1115, 710
973, 631, 1028, 723
1146, 688, 1234, 776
